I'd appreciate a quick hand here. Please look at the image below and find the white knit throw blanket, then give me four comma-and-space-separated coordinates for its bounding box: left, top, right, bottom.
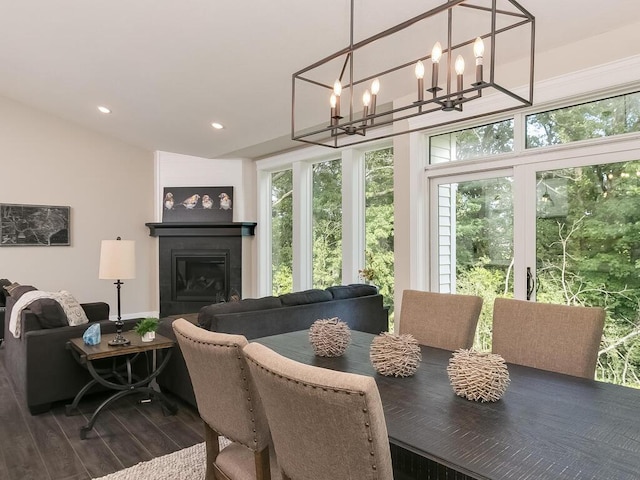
9, 290, 58, 338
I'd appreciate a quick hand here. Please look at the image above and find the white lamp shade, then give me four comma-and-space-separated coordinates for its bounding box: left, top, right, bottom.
99, 239, 136, 280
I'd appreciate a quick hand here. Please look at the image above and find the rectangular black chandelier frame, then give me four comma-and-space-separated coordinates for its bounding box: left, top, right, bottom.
291, 0, 535, 149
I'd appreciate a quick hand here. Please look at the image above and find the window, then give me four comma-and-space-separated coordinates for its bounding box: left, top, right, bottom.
526, 91, 640, 148
271, 169, 293, 295
312, 159, 342, 288
430, 119, 514, 164
364, 147, 395, 327
426, 87, 640, 386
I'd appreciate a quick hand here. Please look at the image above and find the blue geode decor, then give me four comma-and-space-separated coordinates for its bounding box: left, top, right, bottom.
83, 323, 101, 346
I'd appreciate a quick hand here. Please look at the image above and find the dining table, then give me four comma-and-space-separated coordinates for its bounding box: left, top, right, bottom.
254, 329, 640, 480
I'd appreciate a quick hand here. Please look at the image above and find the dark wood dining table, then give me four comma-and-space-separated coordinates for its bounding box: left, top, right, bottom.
254, 330, 640, 480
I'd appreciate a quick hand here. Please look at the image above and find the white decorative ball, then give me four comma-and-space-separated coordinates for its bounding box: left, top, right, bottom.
369, 332, 422, 377
447, 349, 510, 402
309, 318, 351, 357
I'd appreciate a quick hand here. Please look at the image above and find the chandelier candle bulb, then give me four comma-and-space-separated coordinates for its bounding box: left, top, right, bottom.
431, 41, 442, 92
361, 90, 371, 126
415, 61, 425, 102
333, 80, 342, 118
370, 78, 379, 118
474, 37, 485, 84
455, 55, 465, 99
330, 94, 338, 125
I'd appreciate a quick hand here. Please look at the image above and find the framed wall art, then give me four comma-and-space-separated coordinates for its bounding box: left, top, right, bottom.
162, 186, 234, 223
0, 203, 70, 246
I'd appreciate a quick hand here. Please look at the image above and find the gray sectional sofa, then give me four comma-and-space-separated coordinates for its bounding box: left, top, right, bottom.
157, 284, 389, 408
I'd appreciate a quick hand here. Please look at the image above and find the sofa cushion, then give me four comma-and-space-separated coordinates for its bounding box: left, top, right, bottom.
279, 289, 333, 306
0, 278, 11, 306
327, 284, 378, 300
28, 298, 67, 329
198, 296, 283, 330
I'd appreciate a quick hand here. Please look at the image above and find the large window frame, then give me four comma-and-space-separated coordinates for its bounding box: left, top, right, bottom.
256, 141, 392, 296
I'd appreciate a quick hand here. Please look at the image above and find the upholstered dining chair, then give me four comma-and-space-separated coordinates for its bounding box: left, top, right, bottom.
398, 290, 483, 351
492, 298, 605, 379
172, 318, 279, 480
243, 341, 395, 480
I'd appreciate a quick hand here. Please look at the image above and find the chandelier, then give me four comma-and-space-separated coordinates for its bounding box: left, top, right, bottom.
291, 0, 535, 148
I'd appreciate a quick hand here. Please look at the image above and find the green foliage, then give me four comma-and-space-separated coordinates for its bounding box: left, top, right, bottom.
365, 148, 395, 329
449, 106, 640, 387
312, 159, 343, 289
456, 263, 510, 352
526, 91, 640, 148
535, 162, 640, 387
134, 317, 159, 335
272, 169, 293, 295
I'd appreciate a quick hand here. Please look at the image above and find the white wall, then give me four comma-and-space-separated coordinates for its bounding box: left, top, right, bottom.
154, 151, 257, 297
0, 95, 155, 319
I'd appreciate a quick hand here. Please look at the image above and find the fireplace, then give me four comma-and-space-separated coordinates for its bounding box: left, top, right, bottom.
173, 250, 230, 303
146, 222, 256, 317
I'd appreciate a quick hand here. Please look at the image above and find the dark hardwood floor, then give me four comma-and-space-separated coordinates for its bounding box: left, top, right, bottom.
0, 346, 205, 480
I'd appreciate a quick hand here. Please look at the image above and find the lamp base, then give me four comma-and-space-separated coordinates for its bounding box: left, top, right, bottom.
108, 331, 131, 346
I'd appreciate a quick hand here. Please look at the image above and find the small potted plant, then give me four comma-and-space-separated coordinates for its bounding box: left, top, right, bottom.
134, 317, 159, 342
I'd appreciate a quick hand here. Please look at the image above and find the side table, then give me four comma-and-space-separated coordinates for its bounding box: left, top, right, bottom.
66, 332, 178, 439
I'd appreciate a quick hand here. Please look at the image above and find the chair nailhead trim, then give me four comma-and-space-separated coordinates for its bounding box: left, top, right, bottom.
174, 329, 262, 451
247, 355, 383, 475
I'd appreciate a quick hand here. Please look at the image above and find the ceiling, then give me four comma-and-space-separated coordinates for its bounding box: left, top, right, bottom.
0, 1, 637, 160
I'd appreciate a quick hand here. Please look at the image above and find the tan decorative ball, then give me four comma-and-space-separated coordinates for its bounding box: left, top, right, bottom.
369, 332, 422, 377
309, 318, 351, 357
447, 349, 510, 402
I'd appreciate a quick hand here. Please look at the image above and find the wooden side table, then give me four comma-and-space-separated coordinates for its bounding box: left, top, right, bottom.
66, 332, 178, 439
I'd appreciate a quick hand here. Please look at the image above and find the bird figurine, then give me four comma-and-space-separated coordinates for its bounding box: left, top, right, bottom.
219, 192, 232, 210
164, 192, 174, 210
201, 194, 214, 209
181, 194, 200, 209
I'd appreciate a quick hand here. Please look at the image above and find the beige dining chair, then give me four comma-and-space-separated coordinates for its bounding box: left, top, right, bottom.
492, 298, 605, 379
398, 290, 483, 350
172, 318, 280, 480
243, 341, 395, 480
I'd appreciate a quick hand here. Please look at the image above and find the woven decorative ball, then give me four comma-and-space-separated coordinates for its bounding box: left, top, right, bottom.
308, 318, 351, 357
447, 349, 510, 402
369, 332, 422, 377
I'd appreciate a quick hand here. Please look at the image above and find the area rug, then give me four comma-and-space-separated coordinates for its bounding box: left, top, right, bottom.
93, 438, 230, 480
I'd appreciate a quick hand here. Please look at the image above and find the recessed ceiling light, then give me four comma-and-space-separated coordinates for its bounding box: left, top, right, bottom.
211, 122, 224, 130
97, 106, 111, 114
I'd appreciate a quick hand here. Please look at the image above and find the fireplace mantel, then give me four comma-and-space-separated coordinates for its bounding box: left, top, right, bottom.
145, 222, 256, 237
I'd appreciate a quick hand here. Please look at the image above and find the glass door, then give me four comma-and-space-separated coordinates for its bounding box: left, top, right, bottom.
535, 161, 640, 387
430, 169, 514, 351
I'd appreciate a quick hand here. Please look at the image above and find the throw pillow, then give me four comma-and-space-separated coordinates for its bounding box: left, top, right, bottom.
6, 284, 38, 300
54, 290, 89, 326
28, 298, 68, 329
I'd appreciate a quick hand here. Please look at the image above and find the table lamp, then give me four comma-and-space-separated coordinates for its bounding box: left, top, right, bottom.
99, 237, 136, 346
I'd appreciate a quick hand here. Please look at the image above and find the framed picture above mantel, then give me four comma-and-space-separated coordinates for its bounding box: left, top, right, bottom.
162, 186, 233, 223
0, 203, 70, 246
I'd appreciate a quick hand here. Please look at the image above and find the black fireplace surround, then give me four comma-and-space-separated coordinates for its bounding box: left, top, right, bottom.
146, 222, 256, 317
